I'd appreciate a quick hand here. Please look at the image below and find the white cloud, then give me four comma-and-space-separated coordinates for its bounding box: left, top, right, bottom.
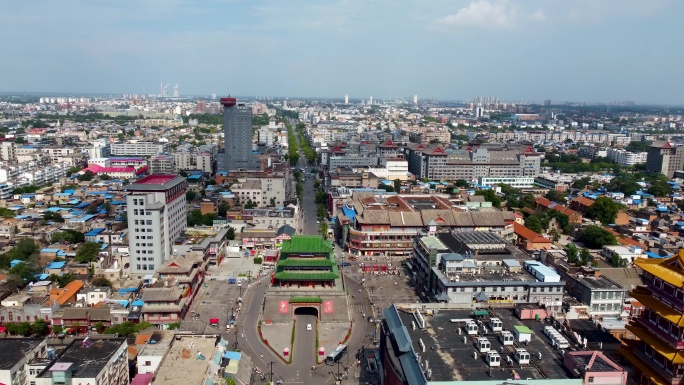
437, 0, 545, 28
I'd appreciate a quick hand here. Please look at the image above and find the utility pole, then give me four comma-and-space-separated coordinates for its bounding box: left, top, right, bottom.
269, 361, 274, 383
234, 325, 239, 349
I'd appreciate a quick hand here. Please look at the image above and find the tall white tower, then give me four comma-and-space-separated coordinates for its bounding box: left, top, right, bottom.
344, 94, 349, 105
413, 95, 418, 105
369, 96, 373, 105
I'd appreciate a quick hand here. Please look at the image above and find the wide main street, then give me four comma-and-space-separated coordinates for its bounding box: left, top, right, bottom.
227, 123, 375, 383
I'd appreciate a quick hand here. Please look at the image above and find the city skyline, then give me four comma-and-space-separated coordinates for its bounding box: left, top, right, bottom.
0, 0, 682, 104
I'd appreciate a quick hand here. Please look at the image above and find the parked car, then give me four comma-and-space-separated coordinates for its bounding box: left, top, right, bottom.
340, 262, 351, 267
306, 324, 312, 331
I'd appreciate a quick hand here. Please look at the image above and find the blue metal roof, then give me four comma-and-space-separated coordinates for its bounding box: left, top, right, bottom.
341, 206, 356, 222
46, 261, 67, 269
646, 251, 663, 259
85, 228, 106, 237
223, 351, 242, 360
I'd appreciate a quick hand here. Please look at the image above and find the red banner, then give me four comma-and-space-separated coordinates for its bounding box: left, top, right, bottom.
324, 301, 334, 314
279, 301, 289, 314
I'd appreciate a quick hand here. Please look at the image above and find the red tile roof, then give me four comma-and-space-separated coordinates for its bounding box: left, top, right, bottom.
514, 222, 552, 243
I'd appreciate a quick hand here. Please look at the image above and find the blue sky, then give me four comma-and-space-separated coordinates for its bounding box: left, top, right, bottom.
1, 0, 682, 104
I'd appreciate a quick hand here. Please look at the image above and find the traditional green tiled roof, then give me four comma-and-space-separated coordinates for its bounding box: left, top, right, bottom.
274, 271, 339, 281
289, 296, 322, 303
277, 258, 335, 267
280, 235, 333, 254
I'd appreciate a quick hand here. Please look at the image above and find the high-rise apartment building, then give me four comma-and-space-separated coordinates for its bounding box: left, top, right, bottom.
220, 97, 256, 171
126, 174, 187, 276
646, 141, 684, 178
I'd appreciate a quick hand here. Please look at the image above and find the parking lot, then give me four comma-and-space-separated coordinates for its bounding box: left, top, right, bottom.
344, 261, 419, 313
180, 279, 243, 334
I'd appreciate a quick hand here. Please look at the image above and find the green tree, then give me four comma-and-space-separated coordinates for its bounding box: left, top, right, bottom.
49, 273, 76, 287
9, 261, 39, 282
179, 170, 188, 177
379, 184, 394, 193
626, 140, 652, 152
186, 190, 198, 201
393, 179, 401, 193
648, 180, 672, 197
16, 322, 32, 336
475, 190, 502, 209
572, 177, 592, 189
578, 225, 618, 248
580, 248, 591, 266
187, 210, 203, 226
52, 325, 64, 335
610, 253, 627, 267
244, 200, 257, 209
92, 275, 113, 287
103, 321, 153, 337
74, 242, 101, 263
94, 321, 106, 333
586, 196, 621, 225
549, 229, 561, 242
226, 227, 236, 240
218, 201, 230, 217
32, 319, 49, 336
168, 322, 181, 330
545, 189, 565, 203
454, 179, 469, 188
0, 207, 15, 218
201, 213, 218, 226
525, 216, 543, 233
43, 211, 65, 223
607, 175, 640, 196
77, 170, 95, 182
565, 244, 579, 264
320, 221, 329, 238
14, 239, 39, 259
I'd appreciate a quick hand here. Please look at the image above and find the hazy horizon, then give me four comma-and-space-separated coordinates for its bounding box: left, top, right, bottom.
1, 0, 682, 105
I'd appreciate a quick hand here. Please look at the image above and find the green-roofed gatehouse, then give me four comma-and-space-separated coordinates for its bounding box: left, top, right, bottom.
273, 235, 339, 288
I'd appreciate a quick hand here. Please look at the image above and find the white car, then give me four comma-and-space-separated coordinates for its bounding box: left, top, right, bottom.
306, 324, 312, 331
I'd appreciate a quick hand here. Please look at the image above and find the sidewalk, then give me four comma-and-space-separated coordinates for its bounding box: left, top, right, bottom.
260, 322, 294, 362
317, 322, 351, 363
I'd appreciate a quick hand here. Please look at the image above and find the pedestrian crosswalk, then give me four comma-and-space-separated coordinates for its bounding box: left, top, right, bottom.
351, 304, 370, 312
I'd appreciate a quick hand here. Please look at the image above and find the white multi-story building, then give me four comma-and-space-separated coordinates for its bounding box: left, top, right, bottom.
258, 127, 275, 146
110, 141, 168, 156
0, 141, 16, 161
126, 174, 187, 277
478, 176, 535, 189
0, 338, 48, 385
196, 152, 213, 173
231, 176, 287, 208
34, 339, 128, 385
606, 148, 648, 167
